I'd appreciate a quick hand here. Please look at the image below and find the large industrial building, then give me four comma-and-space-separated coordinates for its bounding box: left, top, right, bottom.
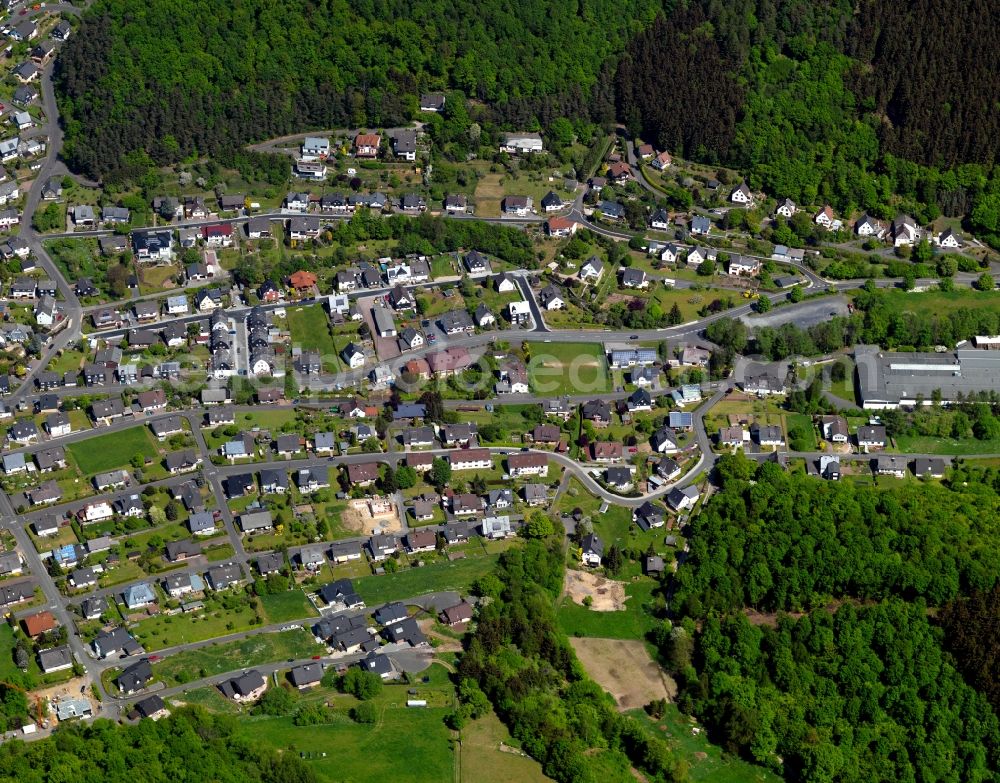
855, 344, 1000, 409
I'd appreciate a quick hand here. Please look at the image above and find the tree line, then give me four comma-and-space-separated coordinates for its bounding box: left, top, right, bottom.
0, 707, 316, 782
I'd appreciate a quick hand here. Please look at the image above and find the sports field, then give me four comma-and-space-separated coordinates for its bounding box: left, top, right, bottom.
527, 341, 610, 395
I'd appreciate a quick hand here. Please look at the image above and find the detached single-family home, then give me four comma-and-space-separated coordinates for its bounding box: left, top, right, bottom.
667, 485, 700, 511
579, 256, 604, 282
730, 181, 753, 204
580, 533, 603, 567
775, 198, 796, 218
500, 132, 543, 154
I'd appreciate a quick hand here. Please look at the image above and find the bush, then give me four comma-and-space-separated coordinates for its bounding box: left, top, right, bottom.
350, 701, 378, 724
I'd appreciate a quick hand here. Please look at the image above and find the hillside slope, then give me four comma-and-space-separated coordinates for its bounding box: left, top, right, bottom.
54, 0, 659, 181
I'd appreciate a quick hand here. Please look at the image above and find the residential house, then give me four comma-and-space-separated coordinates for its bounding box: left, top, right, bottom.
730, 181, 753, 204
667, 485, 700, 511
391, 129, 417, 161
459, 248, 491, 276
892, 214, 920, 247
219, 670, 267, 703
776, 198, 796, 218
501, 195, 532, 216
598, 200, 624, 221
590, 441, 623, 462
604, 466, 634, 490
367, 534, 398, 561
347, 462, 379, 487
353, 133, 381, 158
743, 373, 785, 396
651, 151, 672, 170
123, 582, 156, 610
420, 93, 446, 112
651, 426, 680, 454
607, 161, 632, 183
581, 400, 612, 427
540, 191, 564, 212
751, 423, 784, 447
474, 303, 495, 328
579, 256, 604, 282
650, 209, 670, 231
507, 452, 548, 478
874, 455, 906, 478
444, 194, 468, 213
449, 448, 492, 471
936, 228, 961, 249
718, 425, 746, 448
580, 533, 603, 567
855, 213, 883, 238
857, 424, 887, 450
451, 493, 483, 516
821, 415, 849, 443
522, 483, 548, 506
188, 511, 218, 537
239, 511, 274, 534
727, 255, 761, 276
538, 284, 564, 310
481, 516, 513, 539
405, 529, 437, 554
207, 562, 243, 591
690, 216, 711, 236
546, 216, 577, 237
38, 646, 73, 674
913, 457, 946, 479
500, 132, 544, 154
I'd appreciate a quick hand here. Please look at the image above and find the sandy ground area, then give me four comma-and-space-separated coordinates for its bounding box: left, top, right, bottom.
570, 637, 676, 711
563, 569, 626, 611
342, 497, 402, 535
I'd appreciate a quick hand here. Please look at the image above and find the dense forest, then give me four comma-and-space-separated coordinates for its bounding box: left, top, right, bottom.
939, 585, 1000, 712
616, 0, 1000, 236
55, 0, 1000, 238
672, 457, 1000, 616
0, 708, 315, 782
459, 540, 687, 783
54, 0, 656, 181
663, 461, 1000, 781
678, 602, 1000, 781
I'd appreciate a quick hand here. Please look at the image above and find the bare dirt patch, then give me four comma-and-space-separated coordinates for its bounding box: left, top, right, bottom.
341, 497, 402, 535
570, 637, 676, 711
563, 569, 626, 611
37, 675, 95, 725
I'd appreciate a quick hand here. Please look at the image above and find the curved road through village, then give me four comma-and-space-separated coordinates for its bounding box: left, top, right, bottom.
2, 16, 998, 728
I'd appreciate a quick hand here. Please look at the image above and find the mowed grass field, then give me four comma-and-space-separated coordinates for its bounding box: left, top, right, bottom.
527, 341, 610, 395
867, 287, 1000, 318
67, 426, 158, 474
239, 705, 454, 783
285, 303, 341, 371
354, 549, 501, 605
233, 666, 457, 783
